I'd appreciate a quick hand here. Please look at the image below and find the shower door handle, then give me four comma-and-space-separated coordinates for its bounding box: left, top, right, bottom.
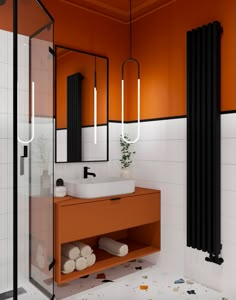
20, 146, 28, 176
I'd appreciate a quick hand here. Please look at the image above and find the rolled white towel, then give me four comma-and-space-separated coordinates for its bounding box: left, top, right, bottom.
98, 237, 128, 257
75, 256, 87, 271
86, 253, 96, 267
73, 241, 93, 258
61, 256, 75, 274
61, 243, 80, 260
35, 244, 46, 269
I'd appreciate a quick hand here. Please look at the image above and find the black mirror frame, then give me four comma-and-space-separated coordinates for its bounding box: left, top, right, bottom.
55, 45, 109, 163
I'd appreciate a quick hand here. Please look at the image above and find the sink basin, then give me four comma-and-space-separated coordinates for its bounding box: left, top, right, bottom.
65, 177, 135, 199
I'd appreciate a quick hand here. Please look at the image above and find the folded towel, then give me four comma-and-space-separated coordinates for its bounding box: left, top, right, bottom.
35, 244, 46, 269
75, 256, 87, 271
86, 253, 96, 267
61, 243, 80, 260
73, 241, 93, 258
98, 237, 128, 257
61, 256, 75, 274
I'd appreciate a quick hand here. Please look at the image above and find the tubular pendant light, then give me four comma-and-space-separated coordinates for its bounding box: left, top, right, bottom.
121, 0, 140, 144
18, 81, 35, 144
94, 56, 97, 144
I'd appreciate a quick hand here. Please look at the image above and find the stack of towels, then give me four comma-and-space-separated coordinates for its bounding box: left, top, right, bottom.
61, 242, 96, 274
61, 237, 129, 274
98, 237, 128, 257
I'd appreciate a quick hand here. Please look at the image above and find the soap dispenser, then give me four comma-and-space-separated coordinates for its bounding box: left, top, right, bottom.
55, 178, 66, 197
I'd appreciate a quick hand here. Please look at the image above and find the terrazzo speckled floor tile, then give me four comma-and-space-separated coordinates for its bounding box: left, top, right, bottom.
58, 260, 227, 300
6, 259, 229, 299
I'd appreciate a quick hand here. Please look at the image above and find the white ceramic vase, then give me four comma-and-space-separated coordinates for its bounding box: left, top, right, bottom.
120, 168, 131, 178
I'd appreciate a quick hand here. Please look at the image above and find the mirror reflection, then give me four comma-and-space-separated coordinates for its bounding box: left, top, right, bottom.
55, 45, 108, 162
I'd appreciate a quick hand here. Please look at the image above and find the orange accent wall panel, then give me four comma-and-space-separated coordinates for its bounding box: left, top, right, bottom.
0, 0, 50, 36
56, 49, 107, 128
42, 0, 235, 121
42, 0, 129, 122
1, 0, 236, 122
131, 0, 236, 120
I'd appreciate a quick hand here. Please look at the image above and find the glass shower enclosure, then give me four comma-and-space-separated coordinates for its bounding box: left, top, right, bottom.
0, 0, 54, 299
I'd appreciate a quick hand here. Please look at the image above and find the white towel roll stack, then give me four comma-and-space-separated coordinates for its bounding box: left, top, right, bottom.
61, 243, 80, 260
61, 256, 75, 274
98, 237, 128, 257
75, 256, 87, 271
86, 253, 96, 267
73, 241, 93, 258
35, 244, 46, 269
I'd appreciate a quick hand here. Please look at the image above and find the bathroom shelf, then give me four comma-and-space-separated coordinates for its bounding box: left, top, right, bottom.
54, 187, 161, 284
60, 239, 160, 283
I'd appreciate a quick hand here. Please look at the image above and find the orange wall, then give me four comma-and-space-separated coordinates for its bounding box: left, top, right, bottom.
43, 0, 235, 122
0, 0, 52, 37
129, 0, 236, 120
42, 0, 129, 122
56, 49, 107, 128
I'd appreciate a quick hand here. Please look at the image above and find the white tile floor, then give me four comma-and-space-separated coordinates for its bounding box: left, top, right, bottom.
11, 259, 230, 300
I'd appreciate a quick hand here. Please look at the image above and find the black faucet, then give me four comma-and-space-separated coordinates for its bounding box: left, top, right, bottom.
84, 166, 96, 179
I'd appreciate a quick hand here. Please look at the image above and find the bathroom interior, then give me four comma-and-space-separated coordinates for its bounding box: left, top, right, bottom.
0, 0, 235, 299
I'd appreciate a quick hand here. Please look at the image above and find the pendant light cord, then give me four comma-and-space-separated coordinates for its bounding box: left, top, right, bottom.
129, 0, 132, 58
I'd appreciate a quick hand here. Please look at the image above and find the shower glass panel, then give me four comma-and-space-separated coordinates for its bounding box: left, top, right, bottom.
0, 0, 54, 299
17, 0, 54, 298
29, 27, 54, 297
0, 0, 13, 295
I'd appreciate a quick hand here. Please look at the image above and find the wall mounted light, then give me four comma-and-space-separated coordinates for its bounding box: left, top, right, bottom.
18, 81, 35, 144
121, 0, 140, 144
94, 56, 97, 144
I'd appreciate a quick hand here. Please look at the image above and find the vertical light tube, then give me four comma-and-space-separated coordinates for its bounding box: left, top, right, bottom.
121, 79, 125, 139
94, 86, 97, 144
94, 57, 97, 144
121, 58, 140, 144
17, 81, 35, 144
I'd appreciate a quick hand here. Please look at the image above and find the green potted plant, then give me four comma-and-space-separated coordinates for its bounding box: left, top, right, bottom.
120, 134, 136, 178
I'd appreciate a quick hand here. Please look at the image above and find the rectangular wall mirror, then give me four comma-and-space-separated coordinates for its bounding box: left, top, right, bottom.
55, 45, 109, 162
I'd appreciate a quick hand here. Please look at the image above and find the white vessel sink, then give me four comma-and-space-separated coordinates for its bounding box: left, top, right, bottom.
65, 177, 135, 199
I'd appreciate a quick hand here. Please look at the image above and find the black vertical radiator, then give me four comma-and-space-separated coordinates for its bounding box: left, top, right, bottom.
187, 21, 224, 265
67, 72, 84, 162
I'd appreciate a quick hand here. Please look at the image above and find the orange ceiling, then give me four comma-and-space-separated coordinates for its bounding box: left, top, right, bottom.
60, 0, 175, 23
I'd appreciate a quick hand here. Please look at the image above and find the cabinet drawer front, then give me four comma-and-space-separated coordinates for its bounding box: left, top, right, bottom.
59, 193, 160, 243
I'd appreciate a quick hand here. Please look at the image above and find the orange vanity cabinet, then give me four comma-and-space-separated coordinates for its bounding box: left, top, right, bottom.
54, 187, 161, 284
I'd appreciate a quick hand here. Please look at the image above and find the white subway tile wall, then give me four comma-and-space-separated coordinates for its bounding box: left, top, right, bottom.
0, 29, 30, 293
56, 126, 107, 162
56, 129, 67, 162
129, 119, 187, 275
0, 29, 13, 293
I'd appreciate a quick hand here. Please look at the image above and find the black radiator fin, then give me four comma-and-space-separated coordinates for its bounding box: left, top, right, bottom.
187, 21, 223, 261
67, 72, 84, 162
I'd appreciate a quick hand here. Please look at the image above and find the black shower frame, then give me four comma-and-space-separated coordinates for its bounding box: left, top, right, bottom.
13, 0, 54, 299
